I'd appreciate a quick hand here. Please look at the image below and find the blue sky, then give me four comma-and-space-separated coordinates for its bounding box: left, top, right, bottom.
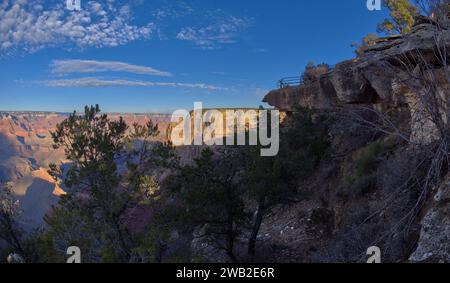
0, 0, 388, 113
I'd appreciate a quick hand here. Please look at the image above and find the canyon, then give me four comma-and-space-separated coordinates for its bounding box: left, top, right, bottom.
0, 111, 172, 231
1, 14, 449, 263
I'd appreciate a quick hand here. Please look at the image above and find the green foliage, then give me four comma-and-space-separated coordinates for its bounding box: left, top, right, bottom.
133, 228, 167, 263
346, 140, 391, 185
168, 105, 330, 260
355, 1, 419, 56
49, 104, 127, 190
284, 106, 330, 172
354, 141, 386, 179
0, 182, 57, 263
245, 107, 328, 206
377, 0, 419, 34
0, 182, 25, 257
302, 63, 331, 83
41, 195, 105, 262
45, 105, 174, 262
34, 104, 330, 262
352, 33, 379, 56
31, 230, 66, 263
243, 106, 329, 256
170, 147, 248, 262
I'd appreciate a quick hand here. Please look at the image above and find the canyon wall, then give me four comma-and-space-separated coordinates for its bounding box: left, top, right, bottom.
264, 19, 450, 144
260, 18, 450, 262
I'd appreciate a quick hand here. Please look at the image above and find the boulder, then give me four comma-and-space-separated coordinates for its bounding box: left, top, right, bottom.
410, 174, 450, 263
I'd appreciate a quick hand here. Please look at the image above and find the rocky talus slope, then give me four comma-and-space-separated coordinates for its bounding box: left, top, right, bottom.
260, 19, 450, 262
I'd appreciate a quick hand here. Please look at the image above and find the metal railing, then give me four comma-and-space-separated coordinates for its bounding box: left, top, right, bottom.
277, 65, 336, 89
277, 76, 303, 88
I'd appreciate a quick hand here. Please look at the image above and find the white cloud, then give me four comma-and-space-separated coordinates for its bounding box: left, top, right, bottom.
152, 2, 194, 20
176, 12, 252, 50
50, 59, 172, 77
0, 0, 155, 55
40, 77, 227, 91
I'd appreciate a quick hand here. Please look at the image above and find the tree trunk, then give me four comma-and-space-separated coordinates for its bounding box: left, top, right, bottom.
154, 239, 166, 263
4, 214, 24, 254
111, 216, 131, 262
226, 213, 237, 263
226, 235, 237, 263
248, 205, 264, 257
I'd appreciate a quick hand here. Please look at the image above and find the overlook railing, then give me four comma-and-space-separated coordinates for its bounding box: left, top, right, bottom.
277, 64, 336, 89
277, 76, 303, 89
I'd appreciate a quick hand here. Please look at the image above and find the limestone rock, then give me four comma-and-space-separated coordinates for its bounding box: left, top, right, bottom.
409, 207, 450, 262
264, 22, 450, 111
410, 174, 450, 262
263, 21, 450, 146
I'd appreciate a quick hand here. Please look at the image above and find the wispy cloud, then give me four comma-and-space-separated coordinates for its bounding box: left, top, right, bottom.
0, 0, 155, 55
176, 11, 252, 50
50, 60, 172, 77
152, 2, 194, 20
40, 77, 227, 91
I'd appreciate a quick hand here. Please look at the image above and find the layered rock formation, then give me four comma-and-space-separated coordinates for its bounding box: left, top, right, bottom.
261, 18, 450, 262
264, 20, 450, 146
264, 20, 450, 112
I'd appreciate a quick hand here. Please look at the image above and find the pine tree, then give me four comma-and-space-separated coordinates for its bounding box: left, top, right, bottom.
378, 0, 419, 34
45, 105, 173, 262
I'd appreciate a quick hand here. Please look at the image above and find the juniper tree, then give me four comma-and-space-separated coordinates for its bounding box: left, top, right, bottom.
170, 148, 248, 262
377, 0, 419, 34
243, 107, 330, 257
46, 105, 172, 262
